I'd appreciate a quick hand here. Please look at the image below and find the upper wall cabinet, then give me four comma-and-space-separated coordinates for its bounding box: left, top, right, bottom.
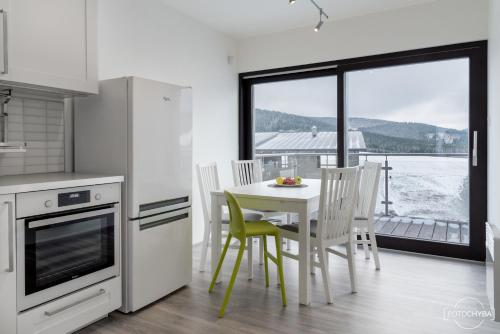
0, 0, 97, 95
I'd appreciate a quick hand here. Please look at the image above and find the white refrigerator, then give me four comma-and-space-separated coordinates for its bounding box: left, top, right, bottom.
74, 77, 192, 313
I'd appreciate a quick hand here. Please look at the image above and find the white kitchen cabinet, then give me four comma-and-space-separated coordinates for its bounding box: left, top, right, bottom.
0, 194, 16, 334
0, 0, 97, 95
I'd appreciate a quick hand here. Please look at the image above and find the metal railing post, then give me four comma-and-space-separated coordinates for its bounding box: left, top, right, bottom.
381, 155, 393, 216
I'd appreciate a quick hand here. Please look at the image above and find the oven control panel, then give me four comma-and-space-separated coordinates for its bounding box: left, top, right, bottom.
16, 183, 121, 218
58, 190, 91, 207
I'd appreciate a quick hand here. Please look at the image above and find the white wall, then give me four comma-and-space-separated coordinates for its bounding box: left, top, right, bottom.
98, 0, 238, 244
237, 0, 489, 72
488, 0, 500, 227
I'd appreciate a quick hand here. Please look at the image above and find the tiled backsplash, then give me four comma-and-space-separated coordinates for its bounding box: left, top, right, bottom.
0, 97, 65, 176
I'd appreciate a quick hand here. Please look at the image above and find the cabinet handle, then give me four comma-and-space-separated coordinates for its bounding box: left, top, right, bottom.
44, 289, 106, 317
0, 9, 7, 74
4, 201, 13, 272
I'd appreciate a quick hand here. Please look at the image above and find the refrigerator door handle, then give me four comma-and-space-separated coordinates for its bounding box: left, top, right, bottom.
139, 196, 190, 217
139, 207, 190, 231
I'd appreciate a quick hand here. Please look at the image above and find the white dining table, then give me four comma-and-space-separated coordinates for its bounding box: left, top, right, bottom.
210, 178, 321, 305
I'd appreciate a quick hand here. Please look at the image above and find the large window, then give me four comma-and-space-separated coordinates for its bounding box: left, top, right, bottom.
240, 42, 487, 260
253, 76, 337, 180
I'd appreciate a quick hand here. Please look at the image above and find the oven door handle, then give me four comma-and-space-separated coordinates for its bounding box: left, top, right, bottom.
4, 201, 14, 272
28, 206, 117, 229
44, 288, 106, 317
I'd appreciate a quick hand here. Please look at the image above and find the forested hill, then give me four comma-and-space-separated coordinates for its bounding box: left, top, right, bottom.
254, 109, 468, 153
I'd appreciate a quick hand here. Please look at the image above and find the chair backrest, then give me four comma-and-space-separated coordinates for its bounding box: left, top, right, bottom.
231, 159, 263, 186
356, 161, 382, 219
316, 167, 360, 241
224, 191, 246, 241
196, 162, 221, 222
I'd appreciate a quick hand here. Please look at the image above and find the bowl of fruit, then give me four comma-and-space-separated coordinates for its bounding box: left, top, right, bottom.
270, 176, 307, 188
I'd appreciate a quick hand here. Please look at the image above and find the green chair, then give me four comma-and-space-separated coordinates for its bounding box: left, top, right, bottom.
209, 191, 287, 317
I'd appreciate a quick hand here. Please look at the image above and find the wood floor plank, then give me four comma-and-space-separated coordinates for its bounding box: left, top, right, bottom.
405, 219, 424, 238
374, 217, 389, 233
418, 220, 435, 240
379, 217, 400, 235
401, 217, 412, 224
461, 224, 470, 244
432, 221, 448, 242
391, 219, 411, 236
446, 223, 461, 243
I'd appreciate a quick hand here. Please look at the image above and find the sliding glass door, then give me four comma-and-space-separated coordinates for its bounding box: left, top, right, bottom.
346, 58, 470, 245
239, 42, 487, 260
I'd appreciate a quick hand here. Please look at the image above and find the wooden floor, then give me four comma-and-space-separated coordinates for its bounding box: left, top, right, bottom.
78, 241, 499, 334
374, 216, 469, 244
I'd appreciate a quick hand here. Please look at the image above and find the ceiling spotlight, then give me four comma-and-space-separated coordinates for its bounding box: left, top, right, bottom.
286, 0, 329, 32
314, 20, 324, 32
314, 6, 326, 32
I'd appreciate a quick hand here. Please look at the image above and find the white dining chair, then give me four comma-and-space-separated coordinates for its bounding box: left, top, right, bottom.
278, 167, 295, 251
231, 160, 293, 259
231, 159, 264, 186
278, 167, 361, 303
352, 161, 382, 269
196, 162, 262, 276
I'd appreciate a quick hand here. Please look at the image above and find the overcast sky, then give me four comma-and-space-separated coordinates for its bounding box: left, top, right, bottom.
254, 58, 469, 130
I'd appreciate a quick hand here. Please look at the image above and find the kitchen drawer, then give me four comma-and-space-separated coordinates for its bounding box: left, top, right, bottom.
17, 277, 121, 334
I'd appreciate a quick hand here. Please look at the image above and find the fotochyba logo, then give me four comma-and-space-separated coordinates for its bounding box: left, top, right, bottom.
443, 297, 494, 329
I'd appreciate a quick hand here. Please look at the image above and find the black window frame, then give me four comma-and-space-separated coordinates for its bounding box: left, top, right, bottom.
239, 40, 488, 261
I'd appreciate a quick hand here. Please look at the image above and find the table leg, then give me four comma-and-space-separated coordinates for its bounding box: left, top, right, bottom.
247, 237, 253, 280
211, 195, 222, 283
298, 206, 311, 305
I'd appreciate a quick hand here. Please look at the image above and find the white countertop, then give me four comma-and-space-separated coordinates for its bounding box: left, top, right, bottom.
0, 172, 124, 195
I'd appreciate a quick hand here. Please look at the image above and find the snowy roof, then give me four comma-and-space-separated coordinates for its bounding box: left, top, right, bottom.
255, 132, 279, 146
255, 131, 366, 153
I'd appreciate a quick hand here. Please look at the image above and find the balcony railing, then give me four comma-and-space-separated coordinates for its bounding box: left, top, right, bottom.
355, 152, 468, 217
256, 151, 469, 244
256, 151, 468, 219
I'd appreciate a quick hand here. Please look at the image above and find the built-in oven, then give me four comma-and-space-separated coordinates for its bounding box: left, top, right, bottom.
16, 183, 121, 312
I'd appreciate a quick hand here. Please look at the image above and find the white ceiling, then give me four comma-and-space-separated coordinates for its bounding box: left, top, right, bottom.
161, 0, 438, 39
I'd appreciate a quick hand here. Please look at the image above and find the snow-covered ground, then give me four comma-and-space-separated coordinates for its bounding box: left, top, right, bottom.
366, 156, 469, 223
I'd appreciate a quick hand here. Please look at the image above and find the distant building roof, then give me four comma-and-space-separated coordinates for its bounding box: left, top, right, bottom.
255, 132, 279, 146
255, 131, 366, 153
